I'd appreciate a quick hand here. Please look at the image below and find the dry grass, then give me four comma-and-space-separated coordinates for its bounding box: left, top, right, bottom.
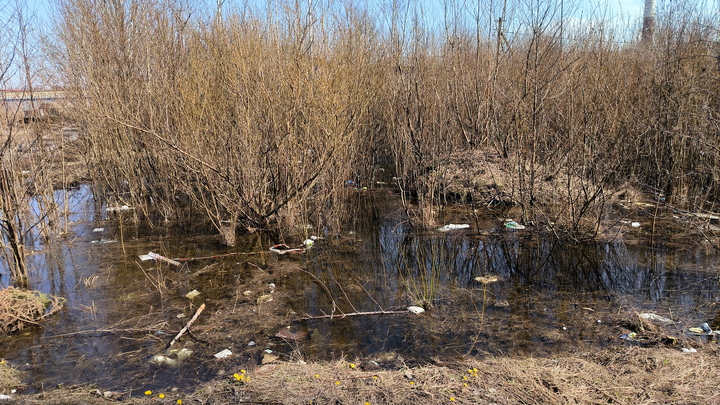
50, 0, 720, 242
5, 345, 720, 404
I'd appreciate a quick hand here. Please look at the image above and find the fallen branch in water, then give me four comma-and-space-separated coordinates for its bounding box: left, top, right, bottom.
300, 309, 408, 320
168, 303, 205, 348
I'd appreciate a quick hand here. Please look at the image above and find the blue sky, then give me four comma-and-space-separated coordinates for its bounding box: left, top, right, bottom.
22, 0, 651, 27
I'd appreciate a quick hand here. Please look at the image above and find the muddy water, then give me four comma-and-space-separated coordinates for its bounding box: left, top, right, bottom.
1, 186, 720, 393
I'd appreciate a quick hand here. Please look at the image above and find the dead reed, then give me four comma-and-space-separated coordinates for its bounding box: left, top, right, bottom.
54, 0, 720, 241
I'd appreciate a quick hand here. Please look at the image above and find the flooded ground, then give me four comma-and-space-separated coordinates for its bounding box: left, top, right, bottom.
1, 185, 720, 395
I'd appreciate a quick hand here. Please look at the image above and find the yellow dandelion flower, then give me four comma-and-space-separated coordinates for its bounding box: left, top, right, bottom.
233, 373, 242, 380
472, 368, 478, 372
349, 363, 356, 369
335, 381, 341, 385
467, 369, 473, 374
176, 400, 183, 405
372, 375, 378, 380
315, 374, 320, 378
365, 402, 371, 405
462, 375, 468, 381
144, 390, 152, 395
409, 382, 415, 385
241, 369, 246, 373
158, 394, 165, 399
450, 397, 456, 402
463, 383, 468, 387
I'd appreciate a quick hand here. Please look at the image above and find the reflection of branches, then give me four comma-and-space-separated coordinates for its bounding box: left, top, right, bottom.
298, 269, 406, 320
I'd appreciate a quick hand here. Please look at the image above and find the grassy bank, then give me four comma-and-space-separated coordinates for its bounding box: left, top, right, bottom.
6, 345, 720, 404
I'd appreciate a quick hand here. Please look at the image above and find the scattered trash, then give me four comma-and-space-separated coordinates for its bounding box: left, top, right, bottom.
214, 349, 233, 359
262, 353, 279, 364
90, 239, 117, 244
264, 349, 273, 353
175, 347, 194, 361
475, 275, 500, 284
185, 289, 201, 299
688, 327, 705, 334
682, 347, 697, 353
257, 294, 273, 304
138, 251, 182, 266
437, 224, 470, 232
631, 222, 641, 228
248, 341, 256, 346
275, 328, 308, 341
105, 204, 133, 212
702, 322, 713, 333
92, 227, 104, 232
504, 220, 526, 230
269, 244, 306, 254
149, 354, 179, 368
407, 306, 425, 314
493, 299, 510, 308
268, 283, 276, 290
0, 394, 12, 401
638, 313, 673, 323
620, 332, 638, 341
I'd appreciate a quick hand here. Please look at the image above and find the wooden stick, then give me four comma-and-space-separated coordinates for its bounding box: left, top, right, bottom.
300, 309, 408, 320
168, 303, 205, 348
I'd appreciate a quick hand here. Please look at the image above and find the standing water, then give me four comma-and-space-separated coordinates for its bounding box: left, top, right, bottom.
1, 186, 719, 393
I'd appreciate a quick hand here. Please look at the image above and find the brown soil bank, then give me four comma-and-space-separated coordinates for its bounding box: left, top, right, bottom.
6, 345, 719, 404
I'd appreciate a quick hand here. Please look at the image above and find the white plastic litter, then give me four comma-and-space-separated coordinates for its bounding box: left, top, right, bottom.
407, 306, 425, 314
214, 349, 232, 359
438, 224, 470, 232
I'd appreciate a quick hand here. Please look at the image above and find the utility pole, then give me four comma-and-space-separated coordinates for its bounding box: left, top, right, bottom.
642, 0, 656, 44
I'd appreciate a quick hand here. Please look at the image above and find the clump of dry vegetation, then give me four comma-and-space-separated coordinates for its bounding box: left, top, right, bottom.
0, 287, 65, 334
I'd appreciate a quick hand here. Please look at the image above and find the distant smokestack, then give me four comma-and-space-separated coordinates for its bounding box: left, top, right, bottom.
642, 0, 656, 43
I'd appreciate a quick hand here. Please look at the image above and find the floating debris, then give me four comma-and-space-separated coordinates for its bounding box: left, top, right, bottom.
638, 313, 673, 323
504, 220, 526, 230
493, 299, 510, 308
275, 328, 308, 341
269, 244, 306, 254
682, 347, 697, 353
92, 227, 104, 232
105, 204, 133, 212
631, 222, 641, 228
90, 239, 117, 244
185, 289, 201, 299
257, 294, 273, 304
138, 251, 181, 266
437, 224, 470, 232
407, 306, 425, 314
475, 275, 500, 284
149, 354, 179, 368
214, 349, 232, 359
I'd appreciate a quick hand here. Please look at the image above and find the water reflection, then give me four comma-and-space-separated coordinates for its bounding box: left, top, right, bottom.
1, 189, 719, 392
